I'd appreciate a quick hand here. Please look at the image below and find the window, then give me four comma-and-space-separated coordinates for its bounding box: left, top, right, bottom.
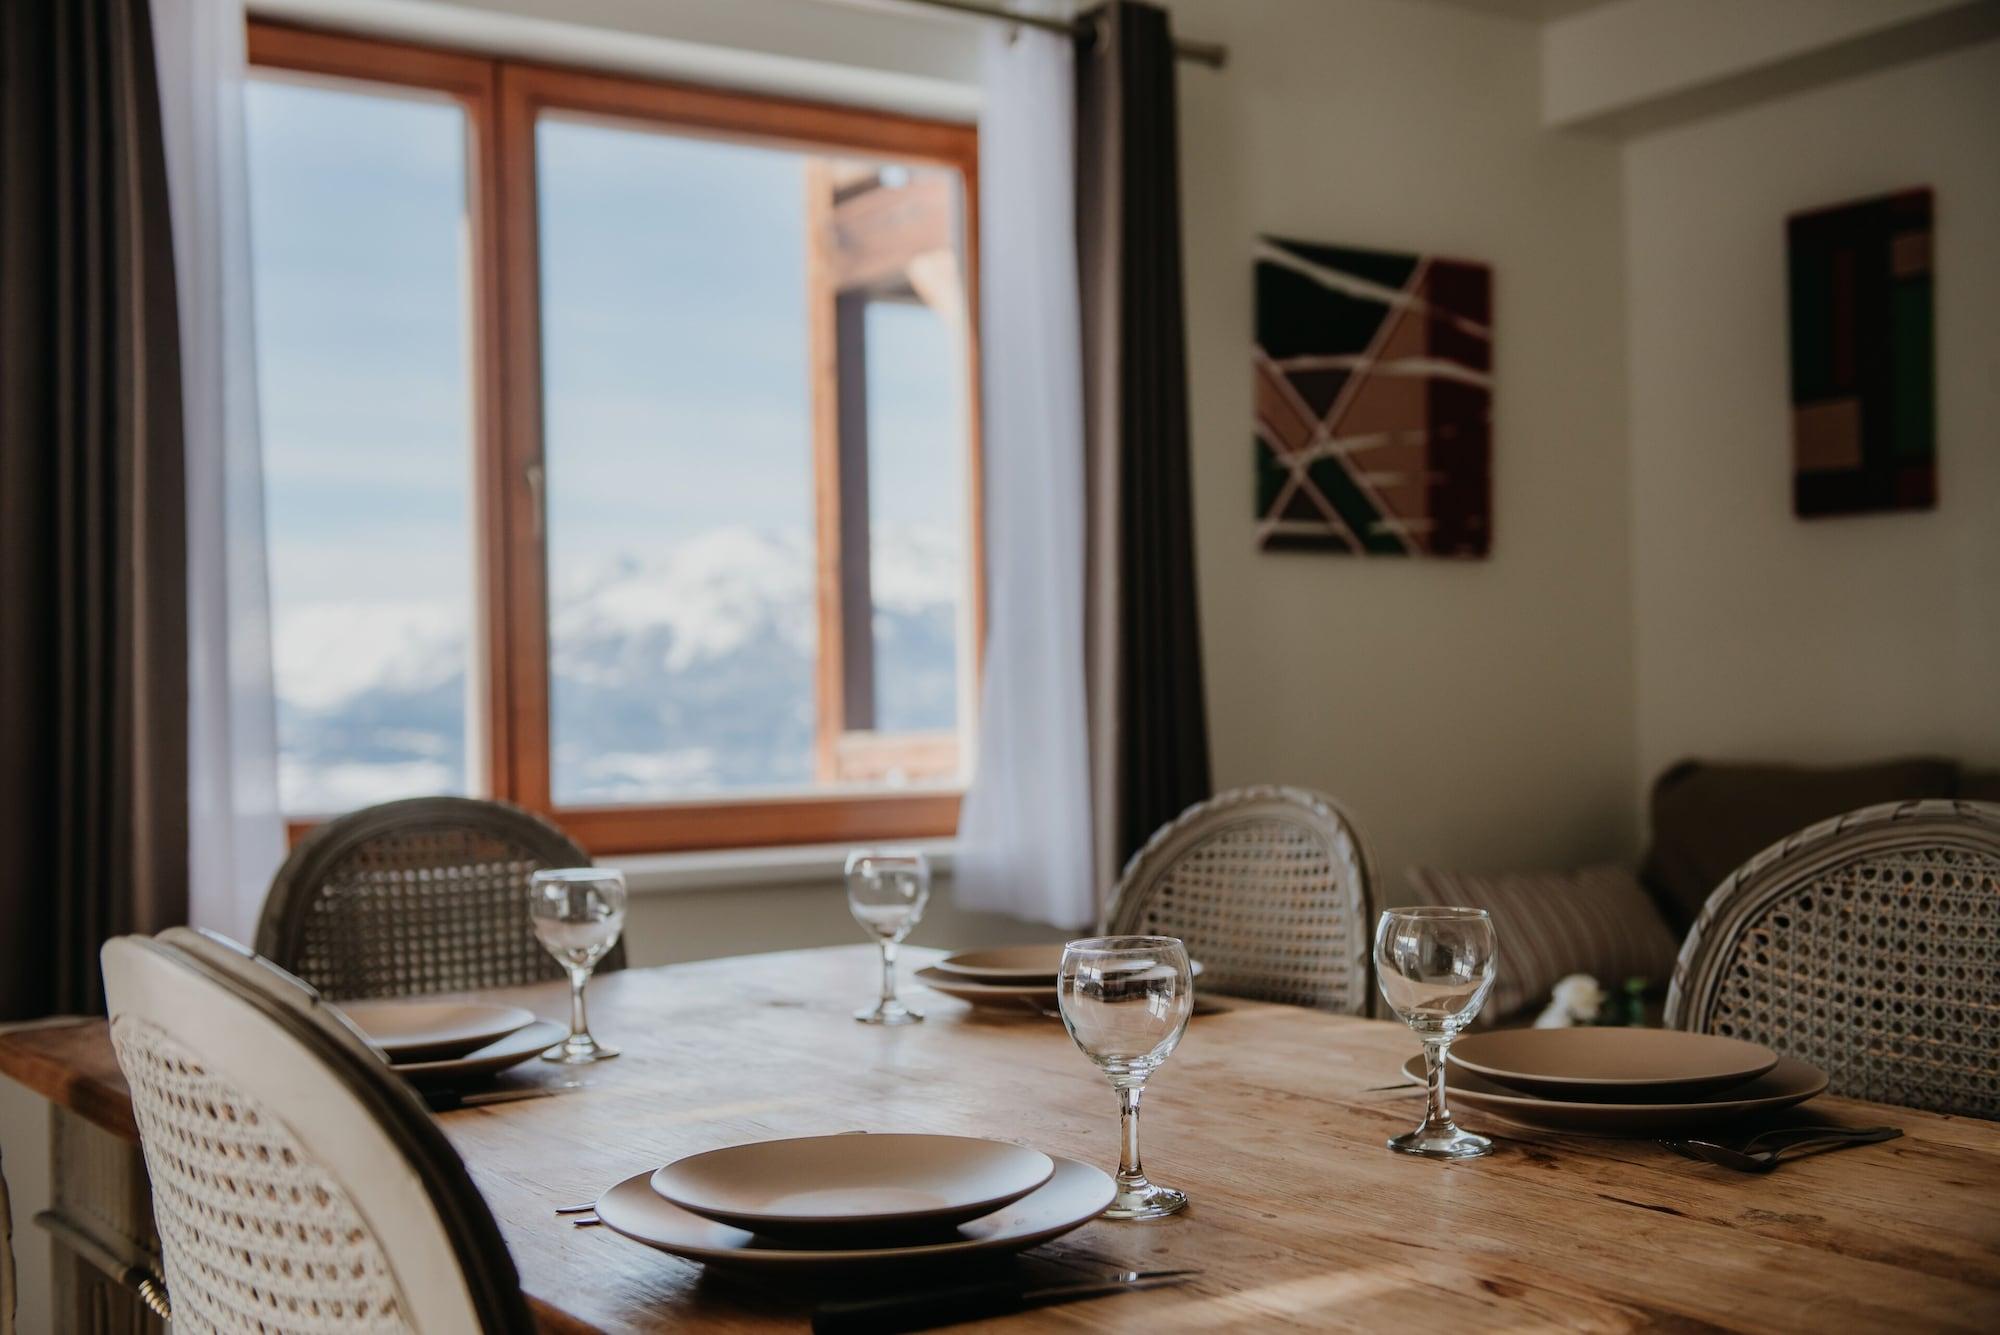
245, 24, 981, 851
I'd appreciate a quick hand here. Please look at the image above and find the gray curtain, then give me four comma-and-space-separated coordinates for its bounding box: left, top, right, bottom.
1076, 0, 1212, 888
1, 0, 190, 1018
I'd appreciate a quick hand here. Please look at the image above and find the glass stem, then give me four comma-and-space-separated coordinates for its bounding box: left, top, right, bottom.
879, 941, 899, 1007
569, 966, 591, 1043
1116, 1083, 1148, 1188
1423, 1035, 1454, 1132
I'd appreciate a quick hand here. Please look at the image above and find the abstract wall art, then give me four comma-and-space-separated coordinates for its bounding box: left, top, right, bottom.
1253, 236, 1491, 557
1787, 188, 1935, 518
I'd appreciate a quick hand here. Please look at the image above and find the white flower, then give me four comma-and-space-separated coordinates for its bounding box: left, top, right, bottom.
1544, 971, 1608, 1023
1531, 1001, 1574, 1029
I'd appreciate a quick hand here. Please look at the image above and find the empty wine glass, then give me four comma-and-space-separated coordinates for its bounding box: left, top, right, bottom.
847, 849, 930, 1025
531, 867, 626, 1064
1057, 935, 1195, 1219
1374, 906, 1498, 1159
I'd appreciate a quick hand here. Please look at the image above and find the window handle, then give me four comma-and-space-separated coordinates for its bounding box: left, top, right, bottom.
525, 460, 545, 539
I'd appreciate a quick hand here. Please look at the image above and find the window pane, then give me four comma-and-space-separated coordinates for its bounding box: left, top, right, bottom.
246, 76, 477, 814
865, 299, 965, 735
538, 117, 972, 806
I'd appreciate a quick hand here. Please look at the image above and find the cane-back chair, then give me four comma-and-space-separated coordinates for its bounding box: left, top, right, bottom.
257, 796, 623, 1001
100, 931, 534, 1333
1666, 800, 2000, 1119
1105, 786, 1376, 1012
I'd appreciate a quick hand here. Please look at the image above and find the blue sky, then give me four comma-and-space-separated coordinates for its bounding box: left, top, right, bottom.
246, 76, 964, 615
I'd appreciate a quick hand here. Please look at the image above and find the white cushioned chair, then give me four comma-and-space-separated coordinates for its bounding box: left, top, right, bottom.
100, 931, 534, 1333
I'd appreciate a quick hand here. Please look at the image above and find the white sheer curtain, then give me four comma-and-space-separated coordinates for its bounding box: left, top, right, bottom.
952, 20, 1096, 929
153, 0, 285, 943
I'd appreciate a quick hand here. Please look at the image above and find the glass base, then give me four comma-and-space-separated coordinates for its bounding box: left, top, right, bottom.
1103, 1180, 1188, 1220
1388, 1123, 1493, 1159
542, 1034, 619, 1064
854, 1000, 923, 1025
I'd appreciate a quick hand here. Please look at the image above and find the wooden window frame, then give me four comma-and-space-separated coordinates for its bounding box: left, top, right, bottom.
252, 22, 983, 854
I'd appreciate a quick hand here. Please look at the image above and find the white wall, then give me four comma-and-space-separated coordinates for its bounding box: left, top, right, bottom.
1624, 36, 2000, 787
1170, 0, 1637, 884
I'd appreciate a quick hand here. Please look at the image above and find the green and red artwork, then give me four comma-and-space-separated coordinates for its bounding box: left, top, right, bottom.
1788, 188, 1935, 518
1253, 237, 1491, 557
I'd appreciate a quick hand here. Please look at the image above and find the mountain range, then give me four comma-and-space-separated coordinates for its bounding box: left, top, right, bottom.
274, 525, 964, 813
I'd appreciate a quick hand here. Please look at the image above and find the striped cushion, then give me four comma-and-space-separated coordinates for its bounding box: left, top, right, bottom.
1400, 865, 1682, 1023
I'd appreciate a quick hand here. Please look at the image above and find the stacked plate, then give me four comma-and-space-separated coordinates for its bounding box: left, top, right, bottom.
1405, 1028, 1829, 1135
336, 999, 564, 1086
593, 1133, 1114, 1272
915, 945, 1206, 1013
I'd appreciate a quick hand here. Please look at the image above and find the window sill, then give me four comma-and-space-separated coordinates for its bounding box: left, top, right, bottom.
605, 838, 957, 896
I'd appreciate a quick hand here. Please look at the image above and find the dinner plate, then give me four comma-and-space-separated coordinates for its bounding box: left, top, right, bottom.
1448, 1027, 1779, 1098
916, 967, 1221, 1016
1404, 1053, 1828, 1135
653, 1135, 1054, 1235
389, 1018, 566, 1085
596, 1155, 1113, 1271
337, 1000, 539, 1063
914, 966, 1057, 1010
929, 945, 1069, 982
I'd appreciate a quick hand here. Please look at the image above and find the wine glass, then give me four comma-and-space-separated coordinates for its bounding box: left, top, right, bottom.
531, 867, 626, 1064
1374, 906, 1498, 1159
846, 849, 930, 1025
1056, 935, 1195, 1219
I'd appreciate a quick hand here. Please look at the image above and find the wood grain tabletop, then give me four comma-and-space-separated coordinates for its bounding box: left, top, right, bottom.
4, 945, 1997, 1332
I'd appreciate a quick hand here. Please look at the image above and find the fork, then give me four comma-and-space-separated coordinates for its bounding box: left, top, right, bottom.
1661, 1125, 1901, 1172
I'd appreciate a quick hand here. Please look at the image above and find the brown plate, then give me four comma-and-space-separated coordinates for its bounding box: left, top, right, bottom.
1404, 1053, 1827, 1135
651, 1134, 1054, 1235
1449, 1027, 1778, 1097
338, 1000, 539, 1063
914, 966, 1057, 1011
924, 954, 1205, 989
598, 1156, 1113, 1271
391, 1019, 567, 1085
929, 945, 1068, 982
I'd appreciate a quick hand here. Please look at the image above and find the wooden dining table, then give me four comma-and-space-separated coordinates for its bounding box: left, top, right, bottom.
4, 944, 1998, 1332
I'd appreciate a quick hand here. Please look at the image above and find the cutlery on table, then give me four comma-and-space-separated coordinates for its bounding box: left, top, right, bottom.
811, 1269, 1199, 1334
423, 1085, 556, 1112
1660, 1125, 1901, 1172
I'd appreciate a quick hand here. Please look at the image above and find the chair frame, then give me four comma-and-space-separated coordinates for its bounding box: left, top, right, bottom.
1105, 785, 1377, 1013
103, 934, 535, 1333
1666, 799, 2000, 1116
257, 795, 625, 999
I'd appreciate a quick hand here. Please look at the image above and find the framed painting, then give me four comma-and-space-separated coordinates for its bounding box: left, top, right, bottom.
1253, 236, 1492, 556
1788, 188, 1935, 518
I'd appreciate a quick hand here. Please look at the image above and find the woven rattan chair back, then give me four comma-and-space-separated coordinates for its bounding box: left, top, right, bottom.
1666, 800, 2000, 1119
100, 934, 535, 1334
257, 796, 623, 1001
1105, 786, 1376, 1013
0, 1142, 13, 1335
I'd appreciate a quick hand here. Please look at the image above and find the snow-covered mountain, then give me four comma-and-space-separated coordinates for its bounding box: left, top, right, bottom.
274, 525, 964, 813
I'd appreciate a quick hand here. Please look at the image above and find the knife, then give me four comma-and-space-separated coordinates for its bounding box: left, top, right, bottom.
811, 1269, 1197, 1333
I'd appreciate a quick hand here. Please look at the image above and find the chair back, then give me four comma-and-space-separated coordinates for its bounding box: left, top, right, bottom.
0, 1142, 12, 1335
1105, 786, 1375, 1012
1666, 800, 2000, 1119
257, 796, 623, 1000
100, 933, 534, 1334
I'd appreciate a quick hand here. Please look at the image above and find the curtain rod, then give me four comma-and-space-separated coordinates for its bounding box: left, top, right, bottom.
895, 0, 1228, 69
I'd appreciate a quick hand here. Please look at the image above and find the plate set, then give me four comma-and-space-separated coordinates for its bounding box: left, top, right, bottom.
590, 1133, 1115, 1272
1414, 1028, 1831, 1135
336, 999, 564, 1085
